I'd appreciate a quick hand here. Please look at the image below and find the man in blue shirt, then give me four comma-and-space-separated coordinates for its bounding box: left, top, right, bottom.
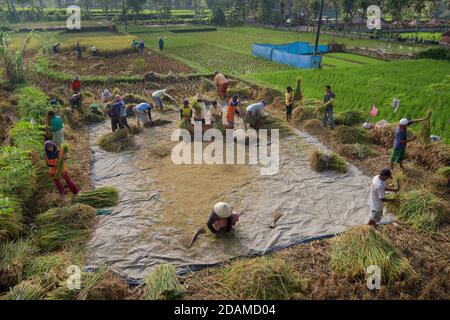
322, 85, 336, 129
133, 103, 153, 126
391, 116, 428, 170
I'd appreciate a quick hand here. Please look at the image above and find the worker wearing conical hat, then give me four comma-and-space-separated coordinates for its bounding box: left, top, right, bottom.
207, 202, 240, 234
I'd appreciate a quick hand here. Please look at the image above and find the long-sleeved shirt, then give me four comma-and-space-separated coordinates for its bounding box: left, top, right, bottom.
50, 115, 63, 132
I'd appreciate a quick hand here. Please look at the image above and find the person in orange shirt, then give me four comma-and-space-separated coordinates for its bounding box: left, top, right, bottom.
214, 71, 229, 100
226, 95, 241, 129
44, 141, 80, 196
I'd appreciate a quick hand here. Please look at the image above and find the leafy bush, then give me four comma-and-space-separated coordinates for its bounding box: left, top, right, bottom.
18, 87, 50, 122
0, 31, 33, 84
9, 120, 45, 152
416, 48, 450, 60
0, 146, 36, 200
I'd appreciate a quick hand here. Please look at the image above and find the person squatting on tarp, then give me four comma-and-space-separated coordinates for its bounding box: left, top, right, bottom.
114, 95, 130, 129
44, 141, 80, 196
207, 202, 240, 234
214, 71, 229, 100
322, 85, 336, 129
244, 100, 266, 130
285, 86, 294, 122
133, 103, 153, 126
47, 111, 64, 148
368, 169, 398, 226
107, 101, 123, 132
226, 95, 241, 129
391, 116, 428, 170
180, 99, 193, 121
152, 89, 174, 111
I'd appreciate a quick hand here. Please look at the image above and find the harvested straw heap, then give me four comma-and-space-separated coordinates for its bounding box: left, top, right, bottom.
144, 264, 184, 300
309, 150, 348, 173
0, 196, 23, 241
0, 240, 36, 290
392, 188, 447, 233
98, 129, 133, 153
3, 280, 46, 300
334, 110, 364, 126
333, 126, 368, 144
76, 187, 119, 208
330, 226, 415, 283
221, 256, 307, 300
34, 204, 96, 252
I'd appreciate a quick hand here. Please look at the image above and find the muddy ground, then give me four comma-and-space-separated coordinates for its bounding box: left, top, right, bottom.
48, 48, 192, 77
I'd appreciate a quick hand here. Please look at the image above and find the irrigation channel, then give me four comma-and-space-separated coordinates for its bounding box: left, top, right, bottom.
87, 109, 381, 284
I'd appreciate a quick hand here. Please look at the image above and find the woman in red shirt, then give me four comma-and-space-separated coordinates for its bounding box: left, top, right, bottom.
71, 76, 81, 94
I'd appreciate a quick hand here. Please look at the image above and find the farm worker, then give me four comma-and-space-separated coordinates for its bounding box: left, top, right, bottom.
285, 86, 294, 122
391, 116, 429, 170
322, 85, 336, 129
106, 102, 123, 132
44, 141, 80, 196
214, 71, 228, 100
91, 46, 97, 57
52, 42, 60, 54
226, 95, 241, 129
114, 95, 130, 129
131, 39, 139, 50
159, 37, 164, 52
152, 89, 174, 111
209, 101, 222, 124
244, 100, 266, 130
180, 99, 193, 120
133, 103, 153, 126
69, 93, 83, 114
76, 43, 82, 61
368, 169, 398, 226
101, 89, 113, 103
139, 40, 145, 55
207, 202, 240, 234
47, 111, 64, 148
71, 76, 81, 94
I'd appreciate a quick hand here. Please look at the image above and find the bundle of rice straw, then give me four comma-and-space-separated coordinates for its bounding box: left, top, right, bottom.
3, 280, 46, 300
330, 226, 416, 283
55, 143, 70, 180
309, 150, 348, 173
334, 126, 368, 144
98, 129, 134, 153
144, 264, 184, 300
75, 187, 119, 208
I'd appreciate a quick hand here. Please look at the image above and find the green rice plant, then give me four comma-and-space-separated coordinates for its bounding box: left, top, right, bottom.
419, 110, 432, 144
0, 195, 23, 241
75, 187, 119, 208
394, 188, 447, 233
8, 120, 45, 152
292, 105, 320, 122
309, 150, 348, 173
221, 256, 307, 300
17, 86, 50, 122
98, 129, 134, 153
352, 143, 377, 160
144, 264, 184, 300
0, 146, 36, 200
330, 226, 415, 284
334, 110, 365, 126
0, 240, 37, 289
24, 253, 72, 290
3, 280, 46, 300
0, 31, 33, 84
262, 115, 293, 137
334, 126, 368, 144
84, 111, 106, 123
34, 204, 95, 252
55, 144, 70, 181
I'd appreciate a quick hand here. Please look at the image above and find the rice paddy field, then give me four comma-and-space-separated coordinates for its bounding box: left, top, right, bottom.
1, 22, 449, 303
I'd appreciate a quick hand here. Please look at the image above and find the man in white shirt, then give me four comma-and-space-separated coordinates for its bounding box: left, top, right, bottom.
152, 89, 174, 111
244, 100, 266, 130
368, 169, 398, 226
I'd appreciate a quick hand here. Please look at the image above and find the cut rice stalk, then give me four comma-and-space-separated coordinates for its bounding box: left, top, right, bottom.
75, 187, 119, 208
3, 280, 46, 300
309, 150, 348, 173
330, 226, 416, 284
98, 129, 134, 153
144, 264, 184, 300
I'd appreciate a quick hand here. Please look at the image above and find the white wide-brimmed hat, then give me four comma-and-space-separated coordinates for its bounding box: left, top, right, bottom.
214, 202, 232, 219
399, 118, 409, 126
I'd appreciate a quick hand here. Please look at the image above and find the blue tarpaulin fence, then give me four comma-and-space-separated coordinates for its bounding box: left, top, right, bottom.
252, 42, 329, 69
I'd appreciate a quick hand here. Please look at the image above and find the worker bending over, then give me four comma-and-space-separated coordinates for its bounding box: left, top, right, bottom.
207, 202, 240, 234
214, 71, 229, 100
244, 100, 266, 130
47, 111, 64, 148
368, 169, 398, 226
152, 89, 174, 111
226, 95, 241, 129
133, 103, 153, 126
